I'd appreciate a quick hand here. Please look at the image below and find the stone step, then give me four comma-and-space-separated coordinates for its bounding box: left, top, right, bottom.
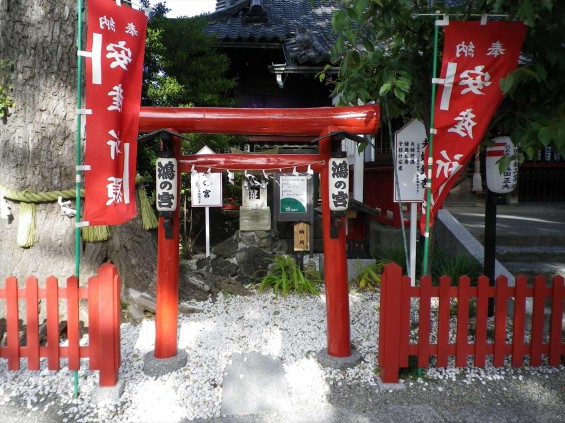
499, 261, 565, 280
496, 245, 565, 262
475, 234, 565, 247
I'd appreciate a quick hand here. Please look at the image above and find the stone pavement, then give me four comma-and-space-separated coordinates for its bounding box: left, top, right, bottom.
443, 192, 565, 278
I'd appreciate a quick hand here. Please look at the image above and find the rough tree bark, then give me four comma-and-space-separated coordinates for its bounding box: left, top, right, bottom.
0, 0, 157, 294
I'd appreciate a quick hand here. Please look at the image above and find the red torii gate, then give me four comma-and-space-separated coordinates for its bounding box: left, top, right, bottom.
139, 105, 380, 361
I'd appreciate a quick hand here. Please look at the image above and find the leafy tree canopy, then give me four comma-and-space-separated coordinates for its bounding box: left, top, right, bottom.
141, 1, 236, 107
138, 1, 242, 202
326, 0, 565, 161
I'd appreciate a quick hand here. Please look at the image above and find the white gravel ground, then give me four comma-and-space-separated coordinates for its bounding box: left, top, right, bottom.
0, 288, 563, 423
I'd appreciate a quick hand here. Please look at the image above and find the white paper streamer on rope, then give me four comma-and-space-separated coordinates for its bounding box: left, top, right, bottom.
227, 170, 235, 185
58, 196, 76, 218
0, 190, 11, 220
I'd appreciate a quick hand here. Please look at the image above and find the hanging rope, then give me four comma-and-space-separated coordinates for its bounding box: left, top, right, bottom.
0, 174, 158, 247
0, 184, 82, 203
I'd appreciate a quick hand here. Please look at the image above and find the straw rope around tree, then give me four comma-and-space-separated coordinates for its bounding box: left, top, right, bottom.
0, 176, 158, 247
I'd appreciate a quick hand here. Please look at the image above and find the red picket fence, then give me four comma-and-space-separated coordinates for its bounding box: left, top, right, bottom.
0, 263, 121, 387
378, 263, 565, 383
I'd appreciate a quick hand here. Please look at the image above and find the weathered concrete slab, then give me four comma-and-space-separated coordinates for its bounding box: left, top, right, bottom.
221, 352, 290, 416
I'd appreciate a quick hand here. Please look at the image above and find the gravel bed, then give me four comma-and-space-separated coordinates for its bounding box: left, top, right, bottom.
0, 288, 563, 422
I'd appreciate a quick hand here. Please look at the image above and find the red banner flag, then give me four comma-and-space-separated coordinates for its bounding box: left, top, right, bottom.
420, 21, 526, 235
83, 1, 147, 226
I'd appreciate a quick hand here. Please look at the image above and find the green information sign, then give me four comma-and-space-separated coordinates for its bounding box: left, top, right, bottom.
280, 197, 306, 213
279, 175, 308, 214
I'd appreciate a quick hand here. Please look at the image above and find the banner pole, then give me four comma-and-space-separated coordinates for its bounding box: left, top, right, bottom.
73, 0, 84, 398
422, 17, 441, 275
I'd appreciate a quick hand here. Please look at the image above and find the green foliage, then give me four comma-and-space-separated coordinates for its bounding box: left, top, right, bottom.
365, 246, 480, 286
137, 1, 243, 216
0, 59, 15, 119
141, 2, 236, 107
430, 250, 482, 286
354, 261, 383, 290
329, 0, 436, 121
328, 0, 565, 157
259, 255, 321, 296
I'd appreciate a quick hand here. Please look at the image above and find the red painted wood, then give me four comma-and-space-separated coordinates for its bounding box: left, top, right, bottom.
399, 275, 412, 368
456, 276, 471, 367
378, 264, 388, 369
511, 277, 528, 367
113, 271, 121, 371
493, 276, 508, 367
437, 276, 451, 367
6, 277, 20, 370
474, 276, 490, 367
380, 263, 402, 383
46, 276, 60, 371
139, 105, 381, 136
378, 271, 565, 378
549, 276, 565, 365
155, 138, 182, 359
66, 276, 80, 370
530, 276, 546, 366
25, 277, 40, 370
97, 264, 119, 387
179, 154, 325, 173
418, 276, 432, 368
319, 132, 351, 358
88, 276, 99, 371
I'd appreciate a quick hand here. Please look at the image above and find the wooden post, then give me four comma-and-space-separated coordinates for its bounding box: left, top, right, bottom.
380, 263, 403, 383
320, 132, 351, 358
155, 136, 181, 358
96, 263, 121, 387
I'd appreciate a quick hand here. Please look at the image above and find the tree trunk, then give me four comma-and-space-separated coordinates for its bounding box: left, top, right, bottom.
0, 0, 157, 294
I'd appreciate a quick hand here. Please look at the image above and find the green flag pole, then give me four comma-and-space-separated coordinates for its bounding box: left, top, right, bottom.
422, 15, 443, 276
73, 0, 84, 398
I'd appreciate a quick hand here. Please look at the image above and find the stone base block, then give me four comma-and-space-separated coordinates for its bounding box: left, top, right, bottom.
240, 207, 271, 231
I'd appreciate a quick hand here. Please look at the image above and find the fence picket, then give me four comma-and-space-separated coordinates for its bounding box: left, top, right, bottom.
493, 276, 508, 367
67, 276, 80, 370
6, 276, 20, 370
530, 276, 546, 366
399, 275, 411, 368
380, 263, 402, 383
437, 276, 451, 367
378, 266, 387, 369
88, 276, 100, 371
46, 276, 60, 371
418, 276, 432, 368
548, 276, 565, 366
455, 276, 471, 367
474, 276, 490, 367
511, 277, 528, 367
25, 277, 40, 370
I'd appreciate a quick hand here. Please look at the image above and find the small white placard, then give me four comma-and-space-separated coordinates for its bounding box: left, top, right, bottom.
394, 119, 427, 203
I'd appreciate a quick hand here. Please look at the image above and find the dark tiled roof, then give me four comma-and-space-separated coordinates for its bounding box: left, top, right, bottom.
204, 1, 472, 64
205, 0, 341, 64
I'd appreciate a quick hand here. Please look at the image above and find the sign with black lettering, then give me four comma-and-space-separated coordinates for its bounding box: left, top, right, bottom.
293, 222, 310, 251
